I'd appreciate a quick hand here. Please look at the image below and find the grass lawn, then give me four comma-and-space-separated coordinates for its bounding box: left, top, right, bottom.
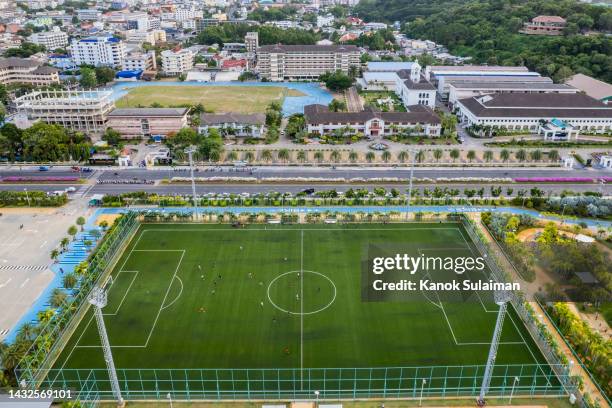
48, 223, 556, 398
115, 86, 305, 113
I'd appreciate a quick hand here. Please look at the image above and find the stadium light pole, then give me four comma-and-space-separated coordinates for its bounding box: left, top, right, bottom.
167, 392, 173, 408
406, 148, 418, 220
24, 187, 30, 207
314, 390, 320, 408
185, 147, 199, 220
478, 290, 511, 406
89, 286, 124, 407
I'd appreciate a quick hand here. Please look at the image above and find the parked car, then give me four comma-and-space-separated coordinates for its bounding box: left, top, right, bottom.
38, 166, 49, 171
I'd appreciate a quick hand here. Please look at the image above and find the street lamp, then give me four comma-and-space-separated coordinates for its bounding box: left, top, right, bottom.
185, 147, 199, 220
406, 148, 418, 219
509, 376, 519, 404
24, 187, 30, 207
314, 390, 320, 407
419, 379, 426, 407
167, 392, 173, 408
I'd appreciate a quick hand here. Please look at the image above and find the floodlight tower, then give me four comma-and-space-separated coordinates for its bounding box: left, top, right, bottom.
477, 290, 511, 406
185, 147, 199, 220
89, 286, 125, 407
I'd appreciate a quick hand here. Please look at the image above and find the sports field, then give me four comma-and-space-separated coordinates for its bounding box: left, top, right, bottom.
49, 223, 557, 398
115, 85, 304, 113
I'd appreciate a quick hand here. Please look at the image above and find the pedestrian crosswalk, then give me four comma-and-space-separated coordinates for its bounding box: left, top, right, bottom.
73, 183, 92, 198
0, 264, 48, 271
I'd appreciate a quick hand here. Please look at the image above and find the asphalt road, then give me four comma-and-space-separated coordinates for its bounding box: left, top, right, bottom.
68, 166, 612, 181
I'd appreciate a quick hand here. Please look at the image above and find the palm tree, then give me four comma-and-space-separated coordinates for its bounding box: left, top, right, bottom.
415, 150, 425, 163
67, 225, 77, 241
381, 150, 391, 162
76, 216, 86, 231
278, 148, 290, 163
466, 150, 476, 162
49, 288, 67, 308
499, 149, 510, 162
483, 150, 493, 162
365, 151, 375, 163
98, 221, 109, 231
297, 150, 307, 162
261, 149, 273, 163
244, 151, 254, 162
530, 149, 542, 161
330, 150, 341, 162
63, 273, 78, 290
17, 322, 36, 341
60, 237, 70, 250
348, 151, 358, 163
398, 151, 408, 163
433, 149, 443, 162
314, 151, 324, 163
50, 249, 59, 263
226, 151, 238, 162
449, 149, 460, 162
548, 149, 560, 162
515, 149, 527, 162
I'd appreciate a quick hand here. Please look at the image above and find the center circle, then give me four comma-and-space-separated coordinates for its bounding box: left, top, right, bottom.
267, 270, 336, 315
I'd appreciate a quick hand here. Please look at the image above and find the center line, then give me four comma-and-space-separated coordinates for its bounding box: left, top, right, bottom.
300, 229, 304, 390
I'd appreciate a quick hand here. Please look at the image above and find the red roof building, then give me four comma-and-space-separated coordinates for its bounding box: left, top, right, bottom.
521, 15, 566, 36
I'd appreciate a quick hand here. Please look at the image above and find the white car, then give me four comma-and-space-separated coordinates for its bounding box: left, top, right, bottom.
65, 187, 77, 193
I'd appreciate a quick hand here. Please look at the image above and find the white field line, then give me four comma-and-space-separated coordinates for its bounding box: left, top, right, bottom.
104, 271, 139, 316
160, 276, 183, 311
300, 229, 304, 389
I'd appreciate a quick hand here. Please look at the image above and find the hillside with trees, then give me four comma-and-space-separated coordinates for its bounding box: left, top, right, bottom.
354, 0, 612, 83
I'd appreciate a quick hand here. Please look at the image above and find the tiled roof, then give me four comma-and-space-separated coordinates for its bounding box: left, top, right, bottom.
304, 104, 440, 125
109, 108, 189, 117
258, 44, 359, 53
200, 113, 266, 125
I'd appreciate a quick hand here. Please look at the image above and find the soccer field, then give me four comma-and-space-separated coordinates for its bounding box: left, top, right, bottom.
48, 223, 557, 398
115, 85, 304, 113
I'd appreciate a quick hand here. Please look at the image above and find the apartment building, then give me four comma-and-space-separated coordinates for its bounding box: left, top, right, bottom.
107, 108, 189, 139
520, 15, 566, 36
122, 50, 156, 71
29, 27, 68, 50
455, 93, 612, 139
245, 31, 258, 56
125, 29, 166, 45
0, 57, 60, 86
77, 9, 101, 20
14, 89, 115, 133
161, 48, 194, 75
304, 104, 441, 138
70, 36, 126, 67
257, 44, 360, 81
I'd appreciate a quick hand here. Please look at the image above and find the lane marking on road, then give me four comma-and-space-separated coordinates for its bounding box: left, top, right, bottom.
20, 278, 30, 288
0, 278, 12, 288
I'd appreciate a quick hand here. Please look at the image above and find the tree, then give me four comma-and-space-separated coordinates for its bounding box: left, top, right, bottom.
244, 151, 255, 162
76, 216, 86, 231
79, 67, 97, 88
198, 128, 223, 161
94, 66, 116, 85
102, 128, 121, 146
67, 225, 77, 240
261, 149, 273, 162
500, 149, 510, 162
50, 249, 59, 263
348, 151, 358, 163
98, 221, 109, 231
277, 148, 290, 162
483, 150, 493, 162
515, 149, 527, 162
62, 273, 77, 289
530, 149, 542, 161
330, 150, 341, 162
314, 151, 324, 163
296, 150, 306, 162
466, 150, 476, 162
398, 151, 408, 163
548, 150, 560, 162
49, 288, 67, 308
449, 149, 460, 162
365, 151, 375, 163
319, 70, 353, 92
415, 150, 425, 163
328, 99, 347, 112
433, 149, 443, 162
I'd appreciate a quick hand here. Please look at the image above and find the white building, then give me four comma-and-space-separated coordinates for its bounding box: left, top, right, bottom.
122, 50, 156, 71
199, 113, 266, 138
77, 9, 101, 20
316, 14, 335, 28
161, 48, 194, 75
125, 29, 166, 45
29, 27, 68, 50
245, 31, 258, 54
395, 69, 436, 108
14, 89, 115, 133
70, 36, 126, 68
455, 93, 612, 140
257, 44, 360, 81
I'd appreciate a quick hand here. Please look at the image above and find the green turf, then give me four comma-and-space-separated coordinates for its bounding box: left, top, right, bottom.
49, 223, 555, 397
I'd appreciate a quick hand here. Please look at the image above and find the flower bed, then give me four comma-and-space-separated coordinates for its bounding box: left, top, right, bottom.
0, 176, 81, 183
514, 177, 595, 183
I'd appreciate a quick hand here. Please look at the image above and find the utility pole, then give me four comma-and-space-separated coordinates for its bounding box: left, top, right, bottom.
478, 290, 511, 406
89, 287, 124, 407
185, 147, 199, 220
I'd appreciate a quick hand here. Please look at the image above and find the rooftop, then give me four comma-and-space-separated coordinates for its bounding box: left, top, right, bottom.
109, 108, 189, 117
428, 65, 530, 73
258, 44, 359, 53
200, 112, 266, 125
366, 61, 416, 72
304, 104, 440, 125
565, 73, 612, 101
532, 15, 566, 23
